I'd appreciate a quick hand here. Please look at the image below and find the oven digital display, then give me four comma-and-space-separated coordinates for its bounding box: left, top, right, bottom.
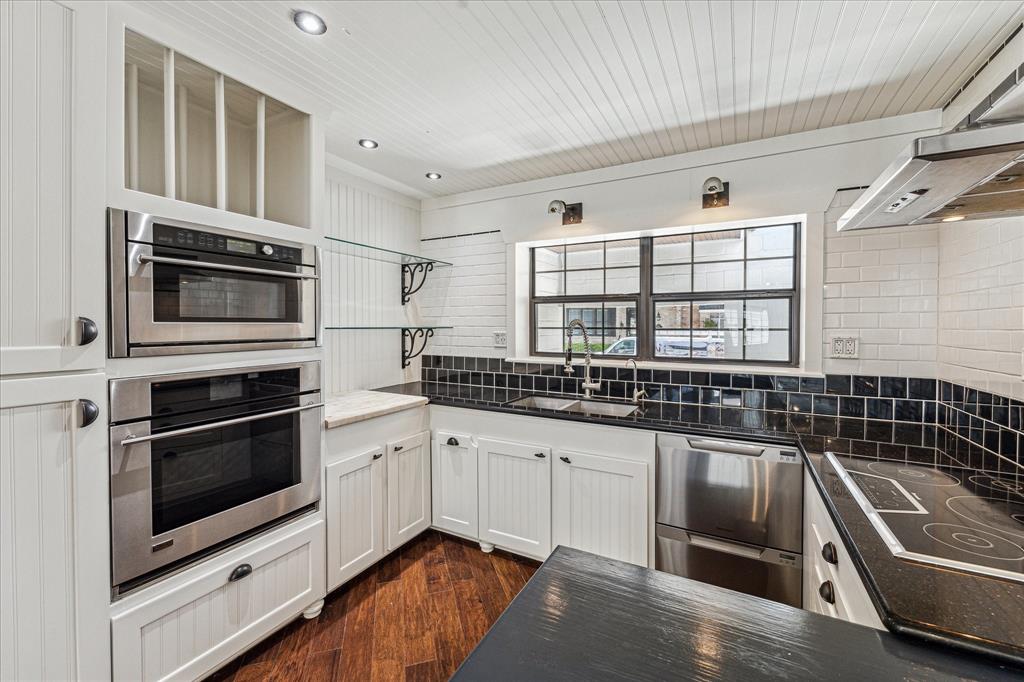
226, 238, 257, 255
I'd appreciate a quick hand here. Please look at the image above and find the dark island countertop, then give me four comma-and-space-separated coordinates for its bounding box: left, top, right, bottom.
378, 381, 1024, 667
453, 546, 1021, 681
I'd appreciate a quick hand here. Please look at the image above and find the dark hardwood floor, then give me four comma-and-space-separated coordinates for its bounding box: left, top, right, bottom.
206, 530, 539, 682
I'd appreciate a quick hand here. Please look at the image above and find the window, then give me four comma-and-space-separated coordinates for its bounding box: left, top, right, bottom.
530, 223, 799, 364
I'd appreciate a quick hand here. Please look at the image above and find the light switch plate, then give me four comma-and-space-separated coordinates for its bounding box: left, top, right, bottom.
829, 336, 859, 359
493, 331, 507, 348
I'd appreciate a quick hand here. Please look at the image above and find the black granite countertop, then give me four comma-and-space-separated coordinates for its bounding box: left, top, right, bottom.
452, 546, 1022, 680
379, 381, 1024, 667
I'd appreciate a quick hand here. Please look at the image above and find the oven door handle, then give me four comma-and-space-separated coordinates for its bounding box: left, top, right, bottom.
137, 254, 319, 280
120, 402, 324, 446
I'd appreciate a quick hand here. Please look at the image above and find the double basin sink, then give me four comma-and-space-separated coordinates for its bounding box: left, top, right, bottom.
504, 394, 639, 418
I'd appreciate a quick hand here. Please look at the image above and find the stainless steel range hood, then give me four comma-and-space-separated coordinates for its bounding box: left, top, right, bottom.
838, 122, 1024, 230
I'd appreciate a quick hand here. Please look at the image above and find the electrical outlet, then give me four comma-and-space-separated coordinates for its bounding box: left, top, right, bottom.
829, 336, 859, 359
493, 331, 507, 348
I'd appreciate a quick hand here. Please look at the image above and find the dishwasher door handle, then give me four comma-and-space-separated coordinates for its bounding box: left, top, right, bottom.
686, 439, 765, 457
686, 532, 765, 560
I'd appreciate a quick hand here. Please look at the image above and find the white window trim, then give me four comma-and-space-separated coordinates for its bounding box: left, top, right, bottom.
507, 212, 824, 376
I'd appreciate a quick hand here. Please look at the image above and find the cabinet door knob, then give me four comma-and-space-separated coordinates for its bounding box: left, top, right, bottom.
821, 542, 838, 565
393, 445, 404, 452
229, 563, 253, 582
372, 452, 383, 460
446, 437, 459, 446
559, 456, 571, 464
818, 580, 835, 605
78, 316, 98, 346
534, 452, 546, 458
79, 399, 99, 428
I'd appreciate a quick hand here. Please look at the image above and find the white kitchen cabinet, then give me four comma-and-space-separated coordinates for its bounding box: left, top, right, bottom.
325, 447, 386, 591
553, 450, 648, 566
803, 470, 885, 630
478, 437, 552, 558
0, 372, 109, 682
0, 0, 106, 376
386, 431, 432, 551
111, 516, 325, 682
432, 430, 479, 539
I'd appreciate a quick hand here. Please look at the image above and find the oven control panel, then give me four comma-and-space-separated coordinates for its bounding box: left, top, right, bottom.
152, 224, 303, 264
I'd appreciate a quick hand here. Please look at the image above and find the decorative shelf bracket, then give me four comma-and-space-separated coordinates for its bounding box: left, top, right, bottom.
402, 327, 435, 368
402, 262, 434, 305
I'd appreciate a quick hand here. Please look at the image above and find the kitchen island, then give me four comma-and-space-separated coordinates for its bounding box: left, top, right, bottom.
453, 545, 1020, 681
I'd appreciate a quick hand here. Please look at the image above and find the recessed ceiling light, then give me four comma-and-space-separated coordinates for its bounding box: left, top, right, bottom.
293, 10, 326, 35
941, 215, 965, 222
358, 138, 379, 149
425, 172, 442, 180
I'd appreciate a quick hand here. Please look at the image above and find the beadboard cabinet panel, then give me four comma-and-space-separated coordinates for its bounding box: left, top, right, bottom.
478, 437, 552, 558
111, 517, 325, 682
431, 430, 479, 538
0, 0, 105, 376
553, 450, 648, 566
326, 447, 386, 590
385, 430, 431, 551
0, 372, 109, 682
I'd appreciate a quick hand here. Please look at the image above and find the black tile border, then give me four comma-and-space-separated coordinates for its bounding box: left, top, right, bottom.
420, 355, 1023, 472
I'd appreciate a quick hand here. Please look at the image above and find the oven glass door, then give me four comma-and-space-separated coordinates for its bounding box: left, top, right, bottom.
149, 401, 301, 536
126, 242, 316, 346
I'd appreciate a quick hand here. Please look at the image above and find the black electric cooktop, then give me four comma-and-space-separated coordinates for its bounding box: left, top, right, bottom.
830, 455, 1024, 583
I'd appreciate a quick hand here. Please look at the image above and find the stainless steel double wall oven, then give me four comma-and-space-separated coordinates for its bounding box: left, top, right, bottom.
108, 208, 319, 357
109, 362, 322, 594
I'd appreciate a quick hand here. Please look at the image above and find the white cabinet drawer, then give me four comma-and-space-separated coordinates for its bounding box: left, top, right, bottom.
111, 516, 325, 682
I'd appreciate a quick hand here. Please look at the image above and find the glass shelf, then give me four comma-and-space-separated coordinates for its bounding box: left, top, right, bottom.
324, 236, 453, 267
325, 325, 452, 330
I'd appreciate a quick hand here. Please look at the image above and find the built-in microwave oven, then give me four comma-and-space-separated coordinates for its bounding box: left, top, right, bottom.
109, 361, 322, 594
108, 208, 319, 357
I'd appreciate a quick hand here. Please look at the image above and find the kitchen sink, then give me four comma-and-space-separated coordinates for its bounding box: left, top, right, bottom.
504, 394, 638, 417
505, 395, 581, 411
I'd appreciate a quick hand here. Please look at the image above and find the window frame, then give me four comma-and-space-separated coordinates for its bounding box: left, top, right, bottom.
529, 222, 801, 366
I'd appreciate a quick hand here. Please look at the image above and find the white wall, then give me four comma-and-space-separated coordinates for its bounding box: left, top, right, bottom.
938, 216, 1024, 400
322, 164, 422, 395
822, 190, 939, 378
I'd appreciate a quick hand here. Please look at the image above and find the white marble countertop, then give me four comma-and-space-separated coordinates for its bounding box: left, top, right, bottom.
323, 390, 429, 429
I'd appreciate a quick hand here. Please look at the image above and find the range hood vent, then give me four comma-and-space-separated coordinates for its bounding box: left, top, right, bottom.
838, 121, 1024, 230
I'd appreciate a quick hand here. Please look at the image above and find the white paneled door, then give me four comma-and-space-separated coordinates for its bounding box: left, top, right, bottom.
431, 430, 478, 538
385, 431, 431, 551
0, 372, 109, 681
478, 437, 551, 558
552, 450, 648, 567
0, 0, 106, 376
325, 447, 386, 591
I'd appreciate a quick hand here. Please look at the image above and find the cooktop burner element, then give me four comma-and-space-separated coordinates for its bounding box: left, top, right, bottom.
921, 523, 1024, 562
866, 460, 961, 487
827, 453, 1024, 584
968, 475, 1024, 495
946, 496, 1024, 540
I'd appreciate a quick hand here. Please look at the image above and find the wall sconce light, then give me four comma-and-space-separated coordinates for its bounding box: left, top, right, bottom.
702, 176, 729, 208
548, 199, 583, 225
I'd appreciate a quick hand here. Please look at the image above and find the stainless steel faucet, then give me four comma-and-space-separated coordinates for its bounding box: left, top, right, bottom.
626, 358, 647, 405
563, 319, 601, 398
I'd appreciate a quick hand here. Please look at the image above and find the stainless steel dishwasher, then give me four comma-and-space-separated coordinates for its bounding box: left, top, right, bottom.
655, 434, 803, 607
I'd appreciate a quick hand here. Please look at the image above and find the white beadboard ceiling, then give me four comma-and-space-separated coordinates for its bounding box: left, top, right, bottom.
137, 1, 1024, 198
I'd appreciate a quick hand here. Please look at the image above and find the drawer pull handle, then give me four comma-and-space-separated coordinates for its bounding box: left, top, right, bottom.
818, 580, 835, 605
446, 437, 459, 446
821, 542, 838, 565
534, 452, 546, 458
78, 316, 98, 345
78, 399, 99, 428
372, 452, 383, 460
393, 445, 404, 452
559, 456, 571, 464
229, 564, 253, 582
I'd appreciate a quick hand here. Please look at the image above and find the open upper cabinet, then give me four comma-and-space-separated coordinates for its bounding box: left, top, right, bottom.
123, 30, 310, 228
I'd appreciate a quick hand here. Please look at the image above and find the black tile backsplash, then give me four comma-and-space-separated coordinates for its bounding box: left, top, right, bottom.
420, 356, 1023, 472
